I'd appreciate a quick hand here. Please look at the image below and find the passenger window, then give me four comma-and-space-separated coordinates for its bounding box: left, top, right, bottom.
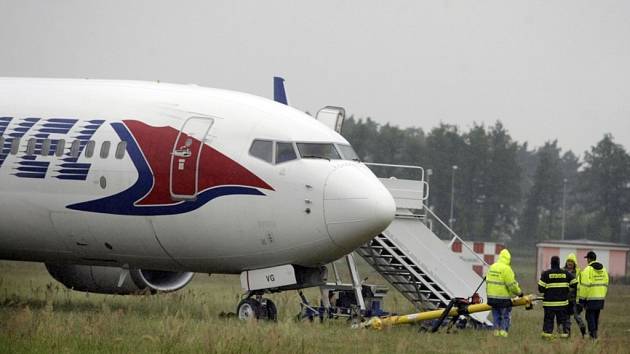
275, 142, 297, 164
26, 138, 36, 155
41, 139, 51, 156
10, 138, 20, 155
70, 140, 81, 158
115, 141, 127, 159
55, 139, 65, 157
100, 141, 111, 159
85, 140, 95, 158
249, 140, 273, 163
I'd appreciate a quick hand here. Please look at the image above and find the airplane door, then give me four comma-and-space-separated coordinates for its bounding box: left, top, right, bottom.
315, 106, 345, 133
170, 117, 214, 200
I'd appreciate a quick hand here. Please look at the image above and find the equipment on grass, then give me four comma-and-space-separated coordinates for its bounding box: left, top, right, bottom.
359, 294, 538, 330
297, 284, 390, 322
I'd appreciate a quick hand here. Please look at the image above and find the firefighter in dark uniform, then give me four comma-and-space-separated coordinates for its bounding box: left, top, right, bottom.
538, 256, 577, 339
579, 251, 609, 339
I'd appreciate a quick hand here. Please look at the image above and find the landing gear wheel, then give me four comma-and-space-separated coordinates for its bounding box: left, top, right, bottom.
262, 299, 277, 321
237, 298, 262, 321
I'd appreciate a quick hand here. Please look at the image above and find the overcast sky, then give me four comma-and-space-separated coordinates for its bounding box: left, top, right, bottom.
1, 0, 628, 155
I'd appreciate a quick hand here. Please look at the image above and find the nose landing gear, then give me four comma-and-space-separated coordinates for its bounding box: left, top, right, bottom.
236, 294, 277, 321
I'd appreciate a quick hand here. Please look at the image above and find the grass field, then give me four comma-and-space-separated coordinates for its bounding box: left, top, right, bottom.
1, 254, 629, 354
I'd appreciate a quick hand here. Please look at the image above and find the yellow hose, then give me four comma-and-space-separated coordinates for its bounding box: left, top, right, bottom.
361, 294, 536, 330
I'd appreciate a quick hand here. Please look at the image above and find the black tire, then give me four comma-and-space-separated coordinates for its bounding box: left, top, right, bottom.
263, 299, 278, 321
237, 298, 262, 321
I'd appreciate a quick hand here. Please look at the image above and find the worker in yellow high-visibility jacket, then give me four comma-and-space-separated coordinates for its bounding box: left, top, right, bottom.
562, 253, 587, 337
579, 251, 609, 339
485, 249, 523, 337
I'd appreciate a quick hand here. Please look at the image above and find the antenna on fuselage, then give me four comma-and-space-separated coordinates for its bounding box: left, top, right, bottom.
273, 76, 288, 105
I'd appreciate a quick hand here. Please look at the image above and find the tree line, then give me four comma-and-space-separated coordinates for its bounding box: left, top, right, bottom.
341, 117, 630, 245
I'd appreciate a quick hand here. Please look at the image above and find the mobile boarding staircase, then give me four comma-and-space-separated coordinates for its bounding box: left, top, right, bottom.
345, 163, 492, 326
303, 106, 491, 325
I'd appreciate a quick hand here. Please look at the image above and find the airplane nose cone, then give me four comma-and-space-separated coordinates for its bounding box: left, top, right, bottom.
324, 165, 396, 251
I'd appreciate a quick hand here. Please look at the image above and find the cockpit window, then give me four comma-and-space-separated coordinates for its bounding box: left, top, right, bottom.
337, 144, 360, 161
276, 142, 297, 164
296, 143, 341, 160
249, 139, 273, 163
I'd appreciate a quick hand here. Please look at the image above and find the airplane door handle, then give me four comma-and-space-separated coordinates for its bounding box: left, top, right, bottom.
173, 148, 191, 158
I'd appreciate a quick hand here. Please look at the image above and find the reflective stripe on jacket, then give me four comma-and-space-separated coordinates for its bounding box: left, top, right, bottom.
579, 261, 609, 303
538, 267, 576, 307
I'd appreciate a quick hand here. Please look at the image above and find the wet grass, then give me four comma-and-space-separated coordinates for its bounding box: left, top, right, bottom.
1, 258, 629, 353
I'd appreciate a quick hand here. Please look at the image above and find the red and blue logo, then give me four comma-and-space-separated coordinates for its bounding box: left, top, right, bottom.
67, 120, 273, 215
1, 117, 103, 180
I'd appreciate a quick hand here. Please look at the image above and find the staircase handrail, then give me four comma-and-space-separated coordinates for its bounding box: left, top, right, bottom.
422, 203, 489, 267
363, 162, 429, 201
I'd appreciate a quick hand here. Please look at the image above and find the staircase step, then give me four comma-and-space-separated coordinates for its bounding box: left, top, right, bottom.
356, 219, 491, 323
379, 271, 412, 276
390, 281, 423, 285
360, 245, 384, 250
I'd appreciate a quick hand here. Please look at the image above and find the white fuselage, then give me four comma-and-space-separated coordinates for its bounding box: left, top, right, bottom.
0, 78, 395, 274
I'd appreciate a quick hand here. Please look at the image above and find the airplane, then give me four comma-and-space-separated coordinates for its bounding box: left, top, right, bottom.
0, 77, 395, 320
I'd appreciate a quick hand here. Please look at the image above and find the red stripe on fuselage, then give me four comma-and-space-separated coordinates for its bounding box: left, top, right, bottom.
123, 120, 273, 205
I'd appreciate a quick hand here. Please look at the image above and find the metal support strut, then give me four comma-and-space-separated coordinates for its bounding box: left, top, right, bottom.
346, 253, 366, 311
